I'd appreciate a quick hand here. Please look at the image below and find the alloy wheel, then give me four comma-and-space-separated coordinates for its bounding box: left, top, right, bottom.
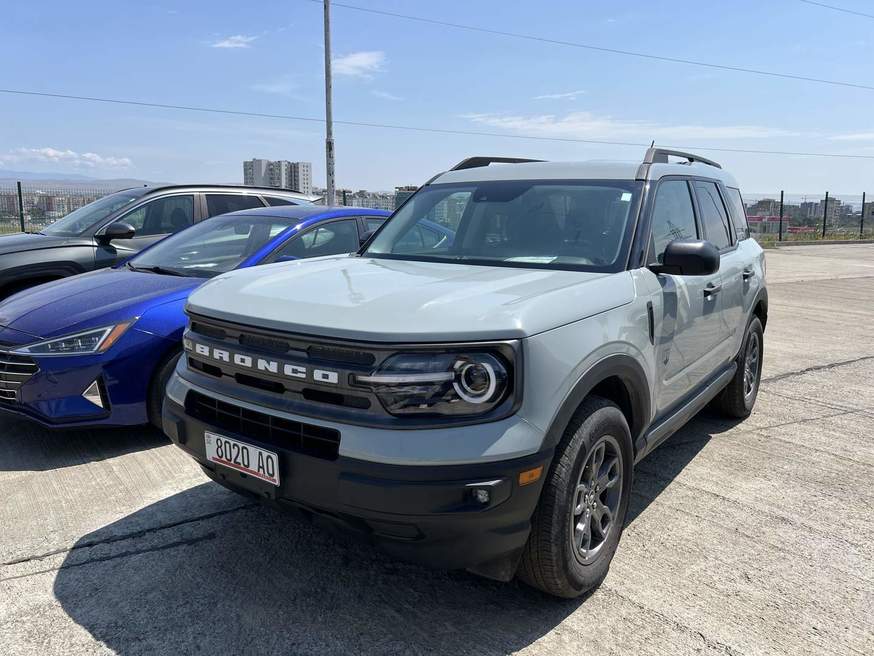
570, 435, 623, 565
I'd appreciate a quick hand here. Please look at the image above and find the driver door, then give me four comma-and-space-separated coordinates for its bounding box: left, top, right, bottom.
95, 194, 195, 267
647, 179, 730, 414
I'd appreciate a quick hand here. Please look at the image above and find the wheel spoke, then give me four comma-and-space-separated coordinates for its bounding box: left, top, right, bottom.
593, 501, 613, 539
573, 483, 587, 515
575, 515, 592, 553
589, 442, 605, 483
597, 456, 620, 490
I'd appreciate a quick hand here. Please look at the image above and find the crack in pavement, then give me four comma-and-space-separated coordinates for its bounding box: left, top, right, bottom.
0, 502, 256, 568
762, 355, 874, 384
0, 533, 216, 583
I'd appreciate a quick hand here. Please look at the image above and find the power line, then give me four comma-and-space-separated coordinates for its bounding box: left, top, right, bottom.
3, 87, 874, 160
310, 0, 874, 92
796, 0, 874, 20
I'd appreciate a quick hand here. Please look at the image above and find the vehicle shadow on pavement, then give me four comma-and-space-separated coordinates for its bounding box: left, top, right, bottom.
51, 411, 737, 655
0, 418, 169, 472
627, 409, 743, 525
53, 483, 586, 656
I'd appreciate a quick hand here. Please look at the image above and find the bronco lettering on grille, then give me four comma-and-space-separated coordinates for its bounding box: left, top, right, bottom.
186, 340, 339, 385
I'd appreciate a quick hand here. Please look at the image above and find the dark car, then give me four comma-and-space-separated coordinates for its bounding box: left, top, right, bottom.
0, 184, 315, 298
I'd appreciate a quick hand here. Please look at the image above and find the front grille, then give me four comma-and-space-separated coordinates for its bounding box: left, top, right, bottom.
186, 391, 341, 461
0, 351, 38, 403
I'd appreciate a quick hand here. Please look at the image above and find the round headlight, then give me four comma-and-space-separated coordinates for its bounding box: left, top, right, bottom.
453, 359, 497, 404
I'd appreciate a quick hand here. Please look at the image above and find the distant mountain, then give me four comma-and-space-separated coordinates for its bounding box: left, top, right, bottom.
0, 169, 100, 181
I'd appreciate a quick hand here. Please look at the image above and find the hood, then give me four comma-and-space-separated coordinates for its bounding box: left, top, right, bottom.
187, 256, 635, 342
0, 268, 201, 339
0, 232, 76, 256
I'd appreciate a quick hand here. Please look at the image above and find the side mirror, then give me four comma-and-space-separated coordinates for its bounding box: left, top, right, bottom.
359, 229, 376, 246
651, 239, 719, 276
97, 222, 136, 244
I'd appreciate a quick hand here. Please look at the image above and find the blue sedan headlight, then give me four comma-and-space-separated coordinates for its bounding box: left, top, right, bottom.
15, 321, 136, 356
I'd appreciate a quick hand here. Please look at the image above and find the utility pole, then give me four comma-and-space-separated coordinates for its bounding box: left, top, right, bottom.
323, 0, 336, 206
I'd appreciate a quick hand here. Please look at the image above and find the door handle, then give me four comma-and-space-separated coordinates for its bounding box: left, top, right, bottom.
704, 283, 722, 298
742, 268, 755, 280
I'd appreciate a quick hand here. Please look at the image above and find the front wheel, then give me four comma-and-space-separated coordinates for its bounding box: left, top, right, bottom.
518, 397, 633, 598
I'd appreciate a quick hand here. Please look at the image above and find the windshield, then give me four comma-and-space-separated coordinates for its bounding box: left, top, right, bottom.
128, 214, 300, 278
365, 180, 642, 271
41, 190, 148, 237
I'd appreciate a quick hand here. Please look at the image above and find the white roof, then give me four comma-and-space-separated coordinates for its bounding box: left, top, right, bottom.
434, 159, 740, 188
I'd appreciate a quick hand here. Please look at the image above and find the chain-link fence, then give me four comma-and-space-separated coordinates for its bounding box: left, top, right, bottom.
0, 181, 130, 234
744, 191, 874, 245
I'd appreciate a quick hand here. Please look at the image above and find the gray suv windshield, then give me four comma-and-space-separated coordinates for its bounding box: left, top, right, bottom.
41, 189, 148, 237
365, 180, 641, 271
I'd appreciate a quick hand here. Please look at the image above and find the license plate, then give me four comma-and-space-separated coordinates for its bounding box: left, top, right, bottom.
204, 432, 280, 486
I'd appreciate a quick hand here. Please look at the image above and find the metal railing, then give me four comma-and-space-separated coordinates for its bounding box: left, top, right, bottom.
0, 181, 131, 234
744, 191, 874, 244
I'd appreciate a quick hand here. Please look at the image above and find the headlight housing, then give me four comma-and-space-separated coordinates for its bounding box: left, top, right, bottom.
355, 348, 517, 418
15, 322, 136, 356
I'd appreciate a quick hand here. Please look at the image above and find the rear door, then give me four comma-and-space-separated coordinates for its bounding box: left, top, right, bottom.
692, 180, 744, 356
646, 178, 729, 413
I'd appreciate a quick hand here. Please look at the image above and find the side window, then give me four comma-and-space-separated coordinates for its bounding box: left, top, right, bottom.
693, 181, 732, 250
724, 187, 749, 240
273, 219, 359, 260
205, 194, 264, 218
649, 180, 698, 264
365, 218, 385, 232
120, 195, 194, 237
264, 196, 298, 207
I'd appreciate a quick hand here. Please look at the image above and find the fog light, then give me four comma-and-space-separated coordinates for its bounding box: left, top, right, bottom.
472, 488, 491, 504
82, 380, 105, 409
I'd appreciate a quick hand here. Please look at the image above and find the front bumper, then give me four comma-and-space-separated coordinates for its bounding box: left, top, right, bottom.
163, 392, 552, 573
0, 329, 169, 428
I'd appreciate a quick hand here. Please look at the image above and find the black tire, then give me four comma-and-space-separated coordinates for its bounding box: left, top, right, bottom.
518, 396, 633, 598
713, 316, 764, 419
147, 350, 182, 429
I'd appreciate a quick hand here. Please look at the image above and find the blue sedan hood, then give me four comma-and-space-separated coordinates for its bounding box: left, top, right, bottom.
0, 268, 201, 339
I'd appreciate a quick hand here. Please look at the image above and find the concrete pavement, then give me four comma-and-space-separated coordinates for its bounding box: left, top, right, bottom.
1, 244, 873, 655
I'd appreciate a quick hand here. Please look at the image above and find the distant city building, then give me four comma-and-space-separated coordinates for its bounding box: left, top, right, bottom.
243, 158, 313, 195
394, 185, 418, 210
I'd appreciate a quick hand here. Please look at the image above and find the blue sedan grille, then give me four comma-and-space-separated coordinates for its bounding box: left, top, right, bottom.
0, 351, 39, 403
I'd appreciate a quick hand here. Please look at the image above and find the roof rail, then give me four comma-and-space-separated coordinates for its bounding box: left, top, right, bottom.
450, 156, 545, 171
643, 147, 721, 169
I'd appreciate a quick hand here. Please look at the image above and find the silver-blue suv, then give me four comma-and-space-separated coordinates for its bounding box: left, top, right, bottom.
163, 148, 767, 598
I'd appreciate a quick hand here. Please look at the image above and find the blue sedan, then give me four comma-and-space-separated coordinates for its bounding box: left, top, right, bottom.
0, 206, 390, 429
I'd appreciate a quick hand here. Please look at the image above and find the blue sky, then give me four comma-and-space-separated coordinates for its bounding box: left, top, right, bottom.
2, 0, 874, 193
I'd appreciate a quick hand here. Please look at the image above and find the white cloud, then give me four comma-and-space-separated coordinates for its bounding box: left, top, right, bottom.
533, 89, 586, 101
371, 90, 403, 101
463, 111, 800, 141
210, 34, 257, 49
830, 132, 874, 142
0, 147, 133, 169
333, 51, 385, 78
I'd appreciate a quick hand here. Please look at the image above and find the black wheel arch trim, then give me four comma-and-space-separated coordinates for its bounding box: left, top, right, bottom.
542, 354, 651, 456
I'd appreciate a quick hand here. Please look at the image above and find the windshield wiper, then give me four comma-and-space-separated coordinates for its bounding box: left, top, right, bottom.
126, 263, 187, 277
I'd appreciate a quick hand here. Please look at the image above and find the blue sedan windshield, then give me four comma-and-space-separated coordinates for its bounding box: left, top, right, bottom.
129, 214, 299, 278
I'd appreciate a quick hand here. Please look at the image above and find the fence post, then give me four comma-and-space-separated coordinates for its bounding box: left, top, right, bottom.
862, 192, 867, 240
16, 181, 25, 233
821, 191, 829, 239
778, 190, 784, 241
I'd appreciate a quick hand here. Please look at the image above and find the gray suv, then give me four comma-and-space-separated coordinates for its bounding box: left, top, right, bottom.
163, 148, 767, 598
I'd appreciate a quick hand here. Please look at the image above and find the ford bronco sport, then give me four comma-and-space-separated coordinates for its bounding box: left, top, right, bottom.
163, 148, 767, 598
